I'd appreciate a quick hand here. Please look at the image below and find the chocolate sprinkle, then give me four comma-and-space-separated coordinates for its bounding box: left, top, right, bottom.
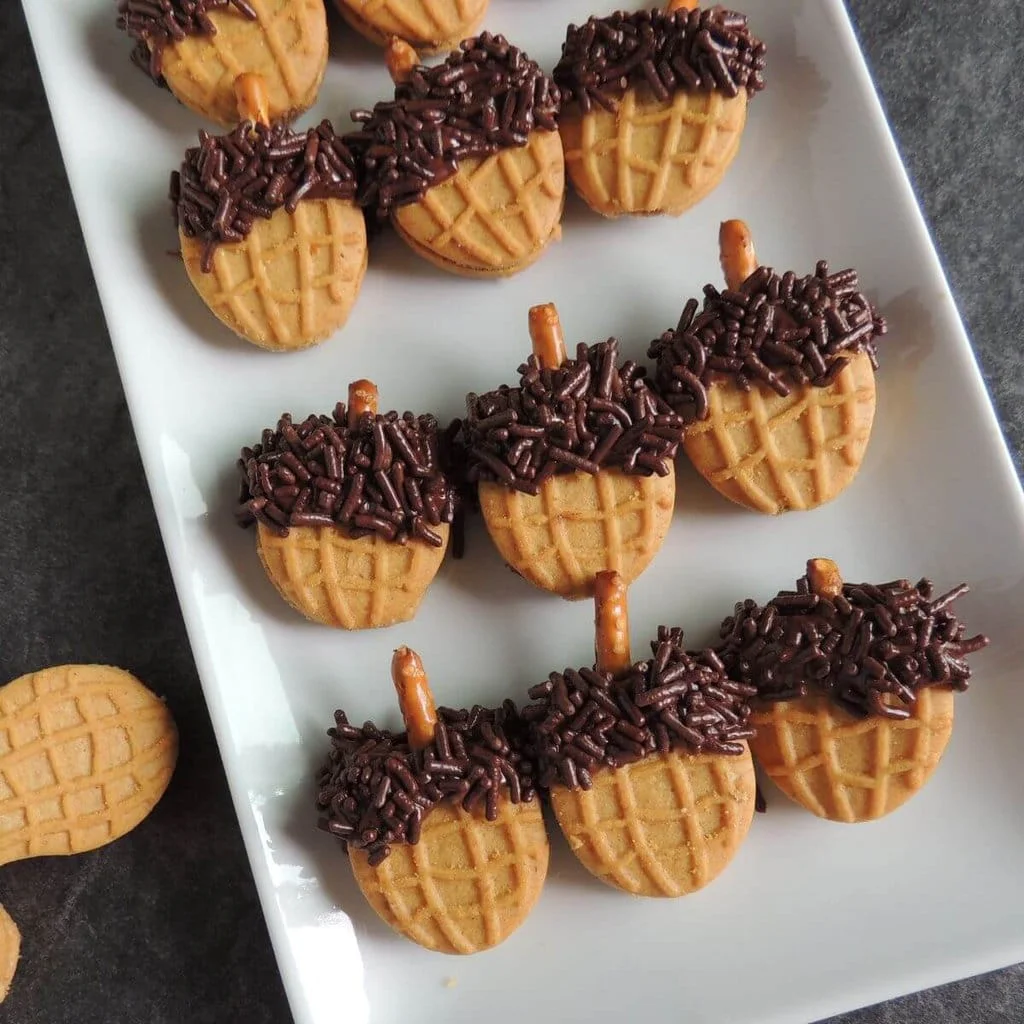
316, 702, 538, 865
463, 339, 686, 495
718, 573, 990, 720
522, 628, 757, 791
648, 262, 888, 422
554, 7, 766, 115
117, 0, 257, 84
171, 120, 360, 272
346, 33, 560, 220
236, 404, 454, 546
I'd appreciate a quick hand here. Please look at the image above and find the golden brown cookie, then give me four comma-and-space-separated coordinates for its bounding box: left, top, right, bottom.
350, 797, 549, 953
0, 904, 19, 1003
179, 199, 368, 351
749, 689, 954, 823
391, 131, 565, 278
478, 469, 674, 601
528, 572, 757, 897
351, 35, 564, 278
120, 0, 328, 126
466, 304, 683, 600
551, 748, 755, 897
553, 5, 764, 218
560, 86, 747, 218
335, 0, 488, 52
683, 351, 877, 515
0, 665, 178, 866
173, 80, 368, 352
320, 648, 549, 953
238, 381, 453, 630
256, 521, 449, 629
649, 220, 886, 514
719, 559, 990, 823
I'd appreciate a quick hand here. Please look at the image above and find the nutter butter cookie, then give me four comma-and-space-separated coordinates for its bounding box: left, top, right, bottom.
346, 35, 564, 277
317, 647, 548, 954
553, 1, 765, 217
172, 76, 368, 351
523, 571, 757, 897
463, 303, 684, 600
236, 380, 454, 630
649, 220, 887, 513
718, 558, 990, 822
334, 0, 488, 53
116, 0, 328, 126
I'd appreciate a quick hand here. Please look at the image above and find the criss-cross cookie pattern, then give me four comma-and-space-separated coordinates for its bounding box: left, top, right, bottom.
0, 666, 177, 866
186, 199, 366, 350
564, 88, 746, 214
345, 0, 486, 46
352, 799, 548, 954
751, 689, 954, 823
553, 750, 755, 897
257, 523, 447, 629
684, 351, 877, 514
161, 0, 327, 123
393, 131, 564, 274
481, 468, 674, 599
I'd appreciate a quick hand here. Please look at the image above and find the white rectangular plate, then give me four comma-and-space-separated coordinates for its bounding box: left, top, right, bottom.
21, 1, 1024, 1022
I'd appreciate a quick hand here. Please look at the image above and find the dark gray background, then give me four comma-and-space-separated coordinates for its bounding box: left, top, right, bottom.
1, 1, 1022, 1020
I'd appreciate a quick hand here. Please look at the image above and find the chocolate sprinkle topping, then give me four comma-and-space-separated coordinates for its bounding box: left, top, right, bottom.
236, 404, 454, 546
346, 33, 560, 220
718, 573, 990, 720
522, 628, 757, 791
171, 120, 359, 272
316, 702, 538, 865
648, 262, 888, 422
463, 339, 686, 495
554, 7, 766, 115
117, 0, 257, 84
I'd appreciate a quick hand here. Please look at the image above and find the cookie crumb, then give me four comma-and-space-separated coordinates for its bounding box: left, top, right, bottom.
443, 977, 458, 989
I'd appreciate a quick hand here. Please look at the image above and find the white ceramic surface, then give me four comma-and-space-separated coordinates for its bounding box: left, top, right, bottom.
20, 1, 1024, 1021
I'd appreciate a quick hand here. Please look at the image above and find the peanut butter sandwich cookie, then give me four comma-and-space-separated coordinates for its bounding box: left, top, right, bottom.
236, 380, 454, 629
523, 571, 757, 897
117, 0, 328, 126
463, 303, 685, 600
347, 35, 564, 277
554, 0, 765, 217
718, 558, 990, 822
317, 647, 548, 953
172, 76, 368, 352
649, 220, 887, 513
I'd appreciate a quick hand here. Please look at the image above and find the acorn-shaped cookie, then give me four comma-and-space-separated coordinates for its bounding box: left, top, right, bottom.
172, 76, 368, 351
334, 0, 488, 52
553, 0, 765, 218
524, 572, 757, 897
718, 558, 990, 822
317, 647, 549, 953
117, 0, 328, 126
347, 35, 564, 278
236, 381, 453, 629
649, 220, 887, 513
464, 304, 684, 600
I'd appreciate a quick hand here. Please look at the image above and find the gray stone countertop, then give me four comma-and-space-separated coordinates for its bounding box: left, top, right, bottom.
1, 1, 1022, 1021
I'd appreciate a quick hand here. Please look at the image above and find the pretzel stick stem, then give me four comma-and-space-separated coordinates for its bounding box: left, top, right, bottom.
594, 570, 632, 678
392, 647, 437, 750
